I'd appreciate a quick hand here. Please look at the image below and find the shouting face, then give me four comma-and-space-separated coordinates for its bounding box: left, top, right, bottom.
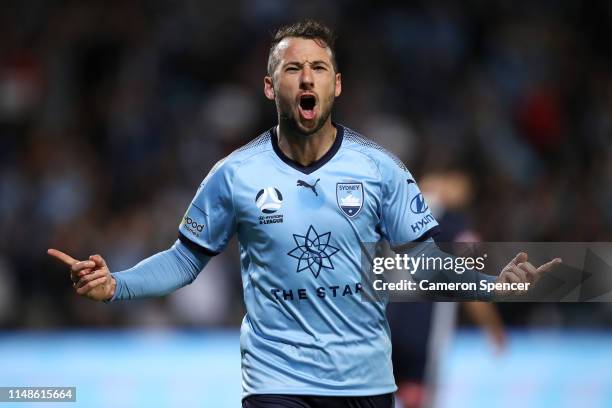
265, 37, 342, 135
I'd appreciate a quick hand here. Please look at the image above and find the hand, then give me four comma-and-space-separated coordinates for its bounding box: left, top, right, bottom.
47, 249, 116, 301
496, 252, 562, 296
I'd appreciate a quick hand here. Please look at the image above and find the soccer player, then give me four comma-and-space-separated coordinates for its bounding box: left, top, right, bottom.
48, 20, 560, 408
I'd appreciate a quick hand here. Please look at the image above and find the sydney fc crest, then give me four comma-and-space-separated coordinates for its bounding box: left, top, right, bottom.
336, 182, 364, 217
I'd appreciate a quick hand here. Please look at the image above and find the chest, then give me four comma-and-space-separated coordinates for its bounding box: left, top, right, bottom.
232, 168, 381, 243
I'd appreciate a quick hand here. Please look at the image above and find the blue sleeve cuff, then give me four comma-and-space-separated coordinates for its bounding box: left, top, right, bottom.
103, 273, 124, 303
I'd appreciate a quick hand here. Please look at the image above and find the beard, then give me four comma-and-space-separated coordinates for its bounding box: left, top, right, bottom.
277, 93, 335, 137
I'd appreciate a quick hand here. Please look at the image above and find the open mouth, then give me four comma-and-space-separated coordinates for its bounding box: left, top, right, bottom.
298, 95, 317, 120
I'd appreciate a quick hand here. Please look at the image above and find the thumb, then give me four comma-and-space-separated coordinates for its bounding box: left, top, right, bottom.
89, 254, 107, 268
509, 252, 528, 266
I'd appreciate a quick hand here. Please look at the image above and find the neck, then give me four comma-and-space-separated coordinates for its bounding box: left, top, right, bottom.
276, 119, 337, 167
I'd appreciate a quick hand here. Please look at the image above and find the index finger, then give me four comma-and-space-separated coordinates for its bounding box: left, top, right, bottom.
47, 248, 78, 266
536, 257, 563, 275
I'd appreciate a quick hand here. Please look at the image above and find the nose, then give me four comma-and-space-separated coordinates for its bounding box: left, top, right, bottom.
300, 65, 314, 89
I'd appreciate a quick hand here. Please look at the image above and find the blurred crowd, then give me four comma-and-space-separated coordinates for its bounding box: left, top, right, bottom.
1, 0, 611, 328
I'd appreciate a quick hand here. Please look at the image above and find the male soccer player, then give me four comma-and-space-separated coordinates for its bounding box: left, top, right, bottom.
48, 20, 560, 408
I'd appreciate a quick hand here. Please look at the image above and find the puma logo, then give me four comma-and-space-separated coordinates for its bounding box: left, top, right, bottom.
297, 178, 320, 196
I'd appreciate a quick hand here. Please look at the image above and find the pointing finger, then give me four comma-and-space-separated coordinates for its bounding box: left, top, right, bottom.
536, 258, 563, 275
47, 249, 78, 266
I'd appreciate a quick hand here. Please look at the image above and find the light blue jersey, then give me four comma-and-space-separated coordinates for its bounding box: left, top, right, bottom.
177, 124, 439, 397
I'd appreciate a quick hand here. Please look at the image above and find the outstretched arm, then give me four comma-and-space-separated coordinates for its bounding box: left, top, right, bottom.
393, 238, 561, 299
393, 238, 496, 300
48, 240, 211, 302
108, 240, 211, 301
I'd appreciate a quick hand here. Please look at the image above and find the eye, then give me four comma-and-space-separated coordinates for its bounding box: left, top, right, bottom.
285, 66, 299, 72
313, 65, 327, 71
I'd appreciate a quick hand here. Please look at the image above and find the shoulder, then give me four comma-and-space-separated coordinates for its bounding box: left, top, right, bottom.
203, 129, 273, 183
340, 125, 411, 175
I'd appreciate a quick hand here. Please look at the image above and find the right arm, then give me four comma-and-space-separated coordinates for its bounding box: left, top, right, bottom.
47, 239, 212, 302
108, 239, 211, 301
48, 155, 237, 302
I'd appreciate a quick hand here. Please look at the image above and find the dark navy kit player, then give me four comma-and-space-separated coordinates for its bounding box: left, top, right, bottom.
48, 20, 561, 408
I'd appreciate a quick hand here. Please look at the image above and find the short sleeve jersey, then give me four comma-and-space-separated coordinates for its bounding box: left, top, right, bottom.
179, 124, 439, 397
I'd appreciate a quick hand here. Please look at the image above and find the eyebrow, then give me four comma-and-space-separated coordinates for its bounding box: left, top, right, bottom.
283, 60, 331, 68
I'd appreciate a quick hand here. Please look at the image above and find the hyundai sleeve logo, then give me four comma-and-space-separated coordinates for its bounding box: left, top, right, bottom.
410, 193, 428, 214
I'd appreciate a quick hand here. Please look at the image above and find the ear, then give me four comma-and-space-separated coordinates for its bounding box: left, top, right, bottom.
334, 72, 342, 97
264, 76, 275, 100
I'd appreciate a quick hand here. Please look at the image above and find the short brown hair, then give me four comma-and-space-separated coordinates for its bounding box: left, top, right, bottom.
267, 20, 338, 76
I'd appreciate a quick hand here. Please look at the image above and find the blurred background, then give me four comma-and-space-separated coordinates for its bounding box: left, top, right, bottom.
1, 0, 611, 407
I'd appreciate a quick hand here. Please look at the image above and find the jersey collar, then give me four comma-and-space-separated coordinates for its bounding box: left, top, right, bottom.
270, 123, 344, 175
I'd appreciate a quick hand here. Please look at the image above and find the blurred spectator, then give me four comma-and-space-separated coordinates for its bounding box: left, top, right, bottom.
1, 0, 610, 329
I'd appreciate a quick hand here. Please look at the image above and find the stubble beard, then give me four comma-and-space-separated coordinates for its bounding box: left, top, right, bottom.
277, 93, 335, 137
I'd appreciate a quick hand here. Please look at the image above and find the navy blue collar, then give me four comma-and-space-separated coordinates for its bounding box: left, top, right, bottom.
270, 123, 344, 175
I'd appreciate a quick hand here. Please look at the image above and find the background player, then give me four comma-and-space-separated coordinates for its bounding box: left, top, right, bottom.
388, 169, 505, 408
